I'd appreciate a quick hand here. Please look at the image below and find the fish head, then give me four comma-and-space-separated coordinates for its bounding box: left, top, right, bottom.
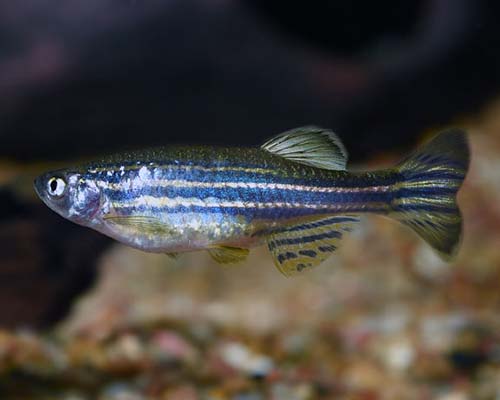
34, 169, 102, 226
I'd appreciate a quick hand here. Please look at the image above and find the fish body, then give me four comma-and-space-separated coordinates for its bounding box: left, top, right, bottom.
34, 127, 469, 276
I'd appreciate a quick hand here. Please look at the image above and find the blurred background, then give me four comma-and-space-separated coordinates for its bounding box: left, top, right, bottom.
1, 0, 500, 398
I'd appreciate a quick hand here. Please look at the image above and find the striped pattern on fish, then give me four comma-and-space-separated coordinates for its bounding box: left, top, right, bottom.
34, 126, 470, 276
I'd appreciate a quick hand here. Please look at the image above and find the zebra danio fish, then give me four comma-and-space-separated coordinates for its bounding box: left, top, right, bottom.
34, 126, 469, 276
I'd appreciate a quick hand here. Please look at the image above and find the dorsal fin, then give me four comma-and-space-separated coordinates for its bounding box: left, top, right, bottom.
261, 126, 348, 170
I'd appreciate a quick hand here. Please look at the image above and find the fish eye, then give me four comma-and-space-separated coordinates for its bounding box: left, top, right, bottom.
47, 177, 66, 197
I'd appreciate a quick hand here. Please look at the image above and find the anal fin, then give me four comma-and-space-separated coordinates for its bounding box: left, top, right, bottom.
267, 215, 359, 277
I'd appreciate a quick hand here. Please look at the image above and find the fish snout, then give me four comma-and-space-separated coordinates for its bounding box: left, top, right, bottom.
33, 173, 47, 200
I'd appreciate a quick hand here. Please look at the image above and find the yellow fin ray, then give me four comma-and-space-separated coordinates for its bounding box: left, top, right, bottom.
208, 246, 249, 264
103, 215, 175, 235
261, 126, 348, 170
165, 252, 179, 259
266, 215, 359, 277
393, 129, 469, 259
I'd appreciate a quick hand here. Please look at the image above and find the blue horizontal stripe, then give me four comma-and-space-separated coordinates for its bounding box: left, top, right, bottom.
113, 204, 388, 220
104, 185, 393, 205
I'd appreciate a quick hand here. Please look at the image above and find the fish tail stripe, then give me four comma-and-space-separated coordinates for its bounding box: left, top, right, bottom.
395, 187, 457, 196
394, 204, 457, 213
393, 194, 456, 208
411, 155, 468, 170
392, 128, 469, 259
398, 179, 463, 189
399, 171, 464, 182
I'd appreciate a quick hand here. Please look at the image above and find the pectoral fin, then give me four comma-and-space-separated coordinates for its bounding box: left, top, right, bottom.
103, 215, 175, 235
208, 246, 249, 264
266, 215, 359, 277
165, 252, 179, 259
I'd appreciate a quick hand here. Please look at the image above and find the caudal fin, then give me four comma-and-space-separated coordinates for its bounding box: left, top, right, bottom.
392, 129, 470, 260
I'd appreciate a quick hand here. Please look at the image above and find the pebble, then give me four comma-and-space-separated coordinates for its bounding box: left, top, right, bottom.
100, 382, 145, 400
220, 342, 274, 377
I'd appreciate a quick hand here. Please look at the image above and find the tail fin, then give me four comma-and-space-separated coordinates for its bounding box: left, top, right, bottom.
391, 129, 470, 260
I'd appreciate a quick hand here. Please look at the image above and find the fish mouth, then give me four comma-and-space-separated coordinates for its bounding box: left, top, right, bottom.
33, 174, 46, 201
33, 173, 56, 210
